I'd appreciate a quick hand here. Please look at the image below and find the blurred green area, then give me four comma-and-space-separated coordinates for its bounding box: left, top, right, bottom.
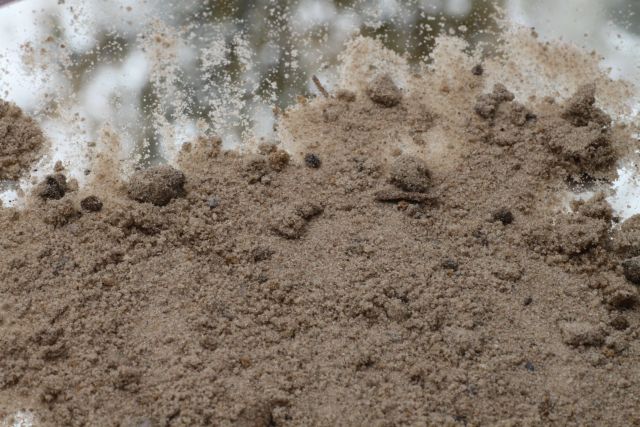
193, 0, 504, 101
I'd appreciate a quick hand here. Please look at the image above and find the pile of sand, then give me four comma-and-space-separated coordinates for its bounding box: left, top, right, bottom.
1, 34, 640, 426
0, 100, 45, 181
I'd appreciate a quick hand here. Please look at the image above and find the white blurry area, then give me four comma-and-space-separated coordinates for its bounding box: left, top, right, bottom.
507, 0, 640, 219
0, 411, 34, 427
0, 0, 160, 205
508, 0, 640, 81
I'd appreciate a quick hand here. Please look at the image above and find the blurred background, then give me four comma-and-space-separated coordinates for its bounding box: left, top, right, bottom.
0, 0, 639, 205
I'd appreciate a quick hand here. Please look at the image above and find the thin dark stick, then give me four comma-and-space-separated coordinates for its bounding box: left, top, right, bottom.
312, 75, 329, 98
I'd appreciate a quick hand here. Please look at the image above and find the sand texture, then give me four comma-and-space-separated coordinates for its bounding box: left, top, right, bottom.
1, 35, 640, 427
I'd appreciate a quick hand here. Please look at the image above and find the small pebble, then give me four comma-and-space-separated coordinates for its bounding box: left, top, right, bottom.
493, 208, 514, 225
523, 296, 533, 306
80, 196, 103, 212
607, 289, 638, 309
610, 315, 629, 331
471, 64, 484, 76
37, 174, 67, 200
622, 257, 640, 285
442, 259, 459, 271
453, 415, 467, 424
252, 246, 273, 262
304, 153, 321, 169
525, 361, 535, 372
207, 196, 220, 209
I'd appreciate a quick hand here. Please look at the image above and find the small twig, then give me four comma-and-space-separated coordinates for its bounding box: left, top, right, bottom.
312, 75, 330, 98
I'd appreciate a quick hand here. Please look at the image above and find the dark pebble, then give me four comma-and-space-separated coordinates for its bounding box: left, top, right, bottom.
471, 64, 484, 76
453, 415, 467, 424
207, 195, 220, 208
493, 208, 514, 225
523, 296, 533, 306
304, 153, 321, 169
525, 361, 535, 372
608, 289, 638, 309
37, 174, 67, 200
80, 196, 103, 212
252, 246, 274, 262
622, 257, 640, 285
610, 315, 629, 331
441, 259, 459, 271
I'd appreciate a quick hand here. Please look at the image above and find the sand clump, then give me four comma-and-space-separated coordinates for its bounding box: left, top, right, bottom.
561, 83, 611, 127
366, 73, 403, 107
622, 257, 640, 285
1, 35, 640, 426
389, 154, 432, 193
271, 201, 323, 240
80, 196, 103, 212
127, 165, 186, 206
0, 100, 46, 181
559, 321, 607, 347
473, 83, 516, 119
267, 149, 290, 172
35, 174, 68, 200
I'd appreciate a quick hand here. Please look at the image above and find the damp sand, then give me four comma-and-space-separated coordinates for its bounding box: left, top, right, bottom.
1, 33, 640, 426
